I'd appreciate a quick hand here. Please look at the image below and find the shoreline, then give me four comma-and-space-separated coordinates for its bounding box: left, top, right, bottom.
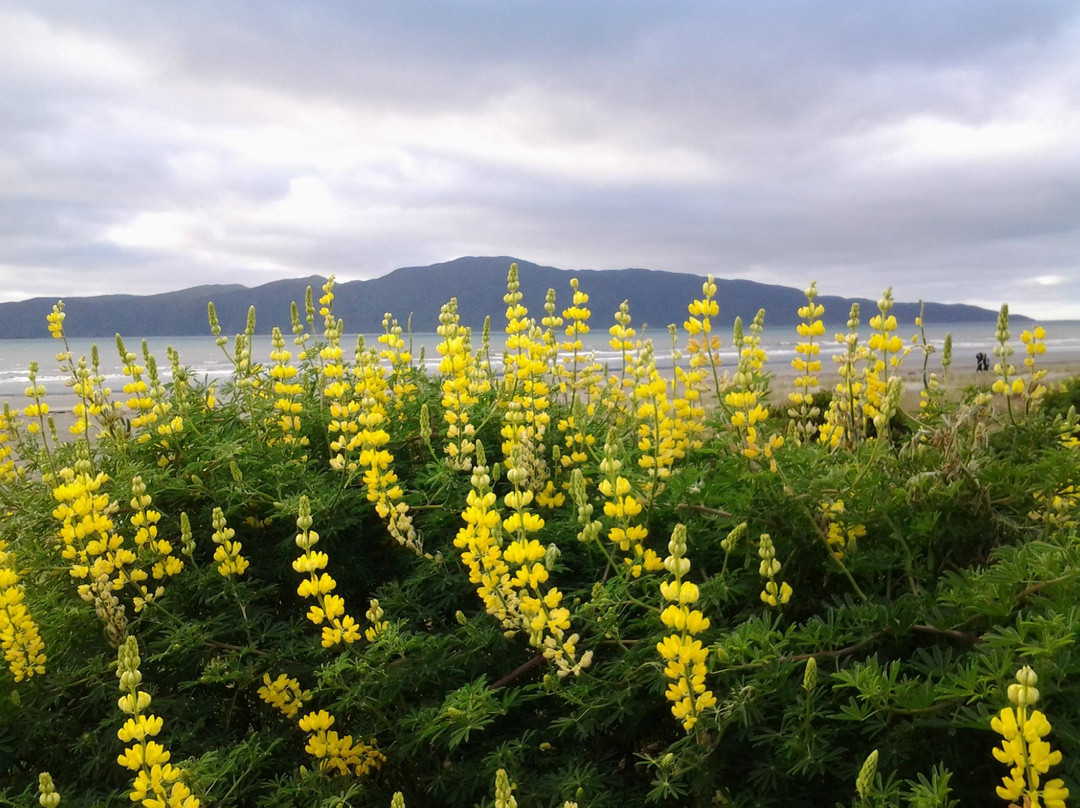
8, 359, 1076, 440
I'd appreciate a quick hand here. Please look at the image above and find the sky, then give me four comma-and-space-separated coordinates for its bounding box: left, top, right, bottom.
2, 2, 1080, 319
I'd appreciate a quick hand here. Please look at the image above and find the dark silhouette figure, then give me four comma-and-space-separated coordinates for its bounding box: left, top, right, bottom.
975, 352, 990, 372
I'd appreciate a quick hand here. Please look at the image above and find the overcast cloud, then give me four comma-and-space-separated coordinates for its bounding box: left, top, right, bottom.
2, 1, 1079, 317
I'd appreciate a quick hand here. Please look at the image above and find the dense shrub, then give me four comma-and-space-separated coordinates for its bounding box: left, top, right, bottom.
0, 268, 1076, 807
1043, 375, 1080, 419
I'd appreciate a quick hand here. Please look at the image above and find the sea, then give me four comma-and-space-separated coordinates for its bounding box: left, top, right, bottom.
3, 321, 1079, 409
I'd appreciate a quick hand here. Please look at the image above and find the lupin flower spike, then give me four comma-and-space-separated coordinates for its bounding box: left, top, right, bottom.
991, 665, 1068, 807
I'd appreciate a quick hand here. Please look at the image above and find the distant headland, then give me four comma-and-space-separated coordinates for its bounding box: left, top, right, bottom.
0, 256, 1017, 339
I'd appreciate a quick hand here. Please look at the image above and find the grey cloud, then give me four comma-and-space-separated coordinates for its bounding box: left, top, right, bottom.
2, 2, 1080, 317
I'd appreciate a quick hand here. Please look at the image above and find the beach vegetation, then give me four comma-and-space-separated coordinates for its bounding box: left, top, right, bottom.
0, 266, 1076, 807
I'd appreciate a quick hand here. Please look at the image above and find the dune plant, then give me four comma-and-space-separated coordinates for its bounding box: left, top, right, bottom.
0, 264, 1076, 807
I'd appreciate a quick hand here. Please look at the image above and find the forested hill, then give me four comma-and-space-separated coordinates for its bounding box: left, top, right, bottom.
0, 256, 1011, 338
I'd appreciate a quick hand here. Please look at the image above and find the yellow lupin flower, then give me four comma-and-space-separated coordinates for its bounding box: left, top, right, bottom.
46, 302, 66, 338
258, 672, 311, 720
436, 298, 488, 470
116, 336, 160, 442
210, 507, 248, 578
725, 311, 783, 467
0, 542, 47, 682
631, 341, 686, 486
683, 275, 724, 407
22, 362, 50, 437
132, 340, 179, 461
453, 442, 522, 632
128, 475, 181, 612
656, 524, 715, 732
562, 409, 599, 457
351, 344, 421, 554
557, 277, 603, 410
500, 264, 552, 490
52, 448, 147, 614
162, 344, 192, 434
115, 637, 200, 808
536, 479, 567, 508
65, 345, 116, 439
317, 276, 361, 473
788, 282, 825, 443
605, 299, 637, 414
540, 287, 563, 373
500, 446, 590, 678
820, 304, 865, 449
0, 406, 16, 485
819, 500, 867, 559
991, 665, 1068, 808
297, 708, 386, 777
991, 304, 1023, 425
365, 598, 388, 641
1020, 325, 1049, 414
1029, 485, 1079, 531
863, 289, 909, 433
267, 326, 307, 449
292, 496, 361, 647
757, 533, 792, 607
595, 434, 662, 578
668, 323, 708, 460
378, 311, 418, 415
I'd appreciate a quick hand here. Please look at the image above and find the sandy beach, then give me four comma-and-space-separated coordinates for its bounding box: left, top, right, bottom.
9, 356, 1076, 443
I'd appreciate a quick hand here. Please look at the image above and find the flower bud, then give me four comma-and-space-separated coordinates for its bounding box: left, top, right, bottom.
667, 523, 687, 559
803, 657, 818, 692
37, 772, 60, 808
856, 749, 878, 800
721, 522, 746, 553
419, 403, 430, 439
494, 768, 518, 808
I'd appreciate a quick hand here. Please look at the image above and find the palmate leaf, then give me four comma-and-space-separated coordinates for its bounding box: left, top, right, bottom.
903, 765, 959, 808
404, 677, 524, 752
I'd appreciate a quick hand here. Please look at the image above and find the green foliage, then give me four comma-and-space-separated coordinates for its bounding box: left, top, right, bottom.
0, 280, 1077, 808
1043, 375, 1080, 419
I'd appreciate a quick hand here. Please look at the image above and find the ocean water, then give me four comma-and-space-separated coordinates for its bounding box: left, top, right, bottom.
2, 320, 1079, 406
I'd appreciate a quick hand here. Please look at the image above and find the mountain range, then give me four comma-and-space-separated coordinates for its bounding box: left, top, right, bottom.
0, 256, 1010, 339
